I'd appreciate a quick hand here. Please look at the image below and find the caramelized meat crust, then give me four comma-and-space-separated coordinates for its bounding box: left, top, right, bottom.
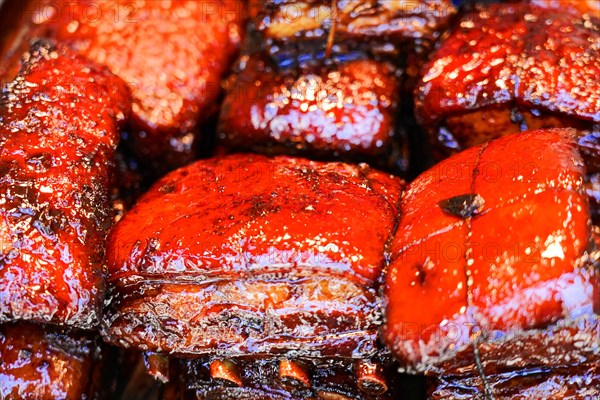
0, 41, 130, 328
256, 0, 455, 43
0, 323, 104, 400
428, 365, 600, 400
383, 129, 599, 374
103, 154, 403, 358
219, 0, 454, 166
219, 51, 401, 159
1, 0, 244, 172
414, 3, 600, 156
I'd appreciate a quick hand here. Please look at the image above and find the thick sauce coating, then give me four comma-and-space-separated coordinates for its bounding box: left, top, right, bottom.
0, 323, 102, 400
1, 0, 244, 171
415, 3, 600, 155
220, 52, 401, 158
383, 129, 598, 374
0, 41, 130, 328
219, 0, 454, 164
103, 154, 403, 357
428, 364, 600, 400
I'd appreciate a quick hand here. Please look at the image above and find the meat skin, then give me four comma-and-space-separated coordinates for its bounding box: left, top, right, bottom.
414, 3, 600, 157
219, 0, 456, 168
0, 40, 130, 329
531, 0, 600, 16
219, 52, 401, 160
0, 0, 244, 172
383, 129, 599, 374
103, 154, 404, 358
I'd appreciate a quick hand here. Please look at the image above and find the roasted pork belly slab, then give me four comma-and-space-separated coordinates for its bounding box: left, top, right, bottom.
219, 0, 456, 168
0, 40, 130, 328
219, 50, 402, 161
0, 322, 109, 400
383, 129, 599, 374
103, 154, 403, 358
428, 364, 600, 400
0, 0, 244, 172
414, 2, 599, 157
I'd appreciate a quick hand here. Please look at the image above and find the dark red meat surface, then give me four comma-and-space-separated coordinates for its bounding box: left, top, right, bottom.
219, 52, 402, 159
103, 154, 403, 358
0, 322, 105, 400
0, 41, 130, 328
383, 129, 599, 374
414, 3, 599, 156
428, 364, 600, 400
0, 0, 244, 172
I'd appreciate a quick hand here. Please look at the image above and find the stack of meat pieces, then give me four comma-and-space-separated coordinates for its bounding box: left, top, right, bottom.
415, 1, 599, 158
103, 154, 404, 399
218, 0, 456, 172
384, 129, 600, 399
0, 0, 244, 173
0, 40, 129, 399
408, 1, 600, 398
0, 0, 599, 399
0, 0, 244, 397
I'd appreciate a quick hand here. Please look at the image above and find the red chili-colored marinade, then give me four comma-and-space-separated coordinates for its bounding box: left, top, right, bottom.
383, 129, 599, 374
0, 40, 130, 328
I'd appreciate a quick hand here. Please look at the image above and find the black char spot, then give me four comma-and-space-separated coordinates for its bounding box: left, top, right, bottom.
438, 194, 484, 219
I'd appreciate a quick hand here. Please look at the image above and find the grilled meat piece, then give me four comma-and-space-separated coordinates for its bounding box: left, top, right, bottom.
219, 0, 455, 170
0, 322, 109, 400
428, 365, 600, 400
383, 129, 599, 374
0, 40, 130, 328
219, 50, 402, 161
103, 154, 403, 357
0, 0, 244, 172
256, 0, 456, 44
414, 2, 600, 158
102, 154, 403, 397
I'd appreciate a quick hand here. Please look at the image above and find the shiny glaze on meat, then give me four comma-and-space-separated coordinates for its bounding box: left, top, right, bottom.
219, 0, 455, 168
414, 3, 600, 157
428, 364, 600, 400
219, 50, 402, 160
0, 0, 244, 172
0, 41, 130, 328
257, 0, 455, 43
383, 129, 599, 374
103, 154, 403, 358
0, 322, 105, 400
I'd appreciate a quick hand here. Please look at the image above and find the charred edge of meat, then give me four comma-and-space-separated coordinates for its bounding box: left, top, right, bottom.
173, 356, 398, 399
429, 107, 598, 160
427, 364, 600, 400
438, 194, 484, 219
